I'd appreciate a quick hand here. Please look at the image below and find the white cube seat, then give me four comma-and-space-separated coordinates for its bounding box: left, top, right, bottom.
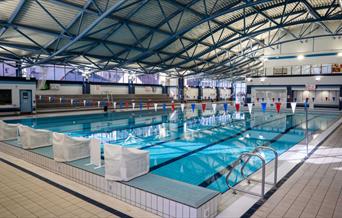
0, 120, 18, 141
53, 132, 90, 162
18, 125, 52, 149
104, 143, 149, 181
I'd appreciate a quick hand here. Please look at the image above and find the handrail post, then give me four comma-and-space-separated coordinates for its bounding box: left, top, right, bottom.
305, 100, 309, 159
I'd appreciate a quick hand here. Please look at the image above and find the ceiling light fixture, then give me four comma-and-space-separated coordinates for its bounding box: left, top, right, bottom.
297, 55, 305, 60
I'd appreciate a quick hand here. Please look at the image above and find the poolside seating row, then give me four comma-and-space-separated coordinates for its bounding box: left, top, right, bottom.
0, 120, 149, 181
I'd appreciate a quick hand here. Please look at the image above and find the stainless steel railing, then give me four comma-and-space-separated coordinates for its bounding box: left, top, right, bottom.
225, 146, 279, 198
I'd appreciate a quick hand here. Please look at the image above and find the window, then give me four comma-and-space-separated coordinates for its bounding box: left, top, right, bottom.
235, 82, 246, 102
322, 64, 332, 74
302, 65, 311, 75
0, 90, 12, 105
311, 65, 321, 74
3, 62, 16, 77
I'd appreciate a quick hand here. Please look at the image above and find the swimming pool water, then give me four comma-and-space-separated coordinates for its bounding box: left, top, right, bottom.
7, 109, 340, 193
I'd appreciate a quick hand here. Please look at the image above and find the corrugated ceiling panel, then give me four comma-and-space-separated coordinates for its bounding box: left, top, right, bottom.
16, 1, 79, 32
0, 0, 20, 21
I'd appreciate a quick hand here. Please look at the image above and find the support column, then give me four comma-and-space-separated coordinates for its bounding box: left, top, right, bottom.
15, 62, 22, 77
287, 86, 292, 109
198, 86, 203, 101
215, 87, 220, 101
128, 79, 135, 94
230, 84, 235, 101
246, 86, 252, 103
178, 77, 184, 101
339, 86, 342, 111
82, 80, 90, 94
162, 85, 168, 95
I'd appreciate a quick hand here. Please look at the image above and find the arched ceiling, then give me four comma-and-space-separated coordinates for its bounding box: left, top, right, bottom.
0, 0, 341, 79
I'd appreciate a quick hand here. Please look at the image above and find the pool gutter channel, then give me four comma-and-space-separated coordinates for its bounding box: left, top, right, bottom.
217, 115, 342, 218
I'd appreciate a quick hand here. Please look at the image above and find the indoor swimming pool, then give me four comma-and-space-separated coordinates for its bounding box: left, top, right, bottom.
6, 109, 340, 193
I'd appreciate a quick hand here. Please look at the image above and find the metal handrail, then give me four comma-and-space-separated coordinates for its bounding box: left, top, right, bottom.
226, 152, 266, 198
226, 146, 279, 198
255, 146, 278, 186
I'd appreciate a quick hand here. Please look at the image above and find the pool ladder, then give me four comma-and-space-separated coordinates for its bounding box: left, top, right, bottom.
225, 146, 278, 198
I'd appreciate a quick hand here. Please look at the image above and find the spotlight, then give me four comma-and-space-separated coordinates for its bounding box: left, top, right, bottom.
315, 76, 321, 81
260, 77, 266, 82
297, 55, 304, 60
338, 52, 342, 57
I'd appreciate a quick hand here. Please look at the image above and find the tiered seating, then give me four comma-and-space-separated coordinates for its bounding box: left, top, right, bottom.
36, 94, 173, 111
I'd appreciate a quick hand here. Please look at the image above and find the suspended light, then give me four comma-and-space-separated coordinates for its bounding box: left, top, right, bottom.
297, 55, 305, 60
246, 77, 252, 82
260, 77, 266, 82
338, 52, 342, 57
315, 76, 321, 81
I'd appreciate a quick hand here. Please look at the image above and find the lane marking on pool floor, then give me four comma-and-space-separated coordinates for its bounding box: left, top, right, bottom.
199, 115, 318, 189
150, 114, 294, 171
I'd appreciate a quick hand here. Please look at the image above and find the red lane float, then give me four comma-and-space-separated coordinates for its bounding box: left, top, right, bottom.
171, 101, 175, 112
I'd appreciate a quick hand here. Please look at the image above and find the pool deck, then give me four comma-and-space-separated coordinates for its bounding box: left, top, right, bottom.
0, 157, 155, 218
251, 123, 342, 218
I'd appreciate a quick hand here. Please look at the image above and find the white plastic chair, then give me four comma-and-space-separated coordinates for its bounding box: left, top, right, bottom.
18, 125, 52, 149
0, 120, 18, 141
104, 143, 149, 181
52, 132, 90, 162
88, 138, 102, 168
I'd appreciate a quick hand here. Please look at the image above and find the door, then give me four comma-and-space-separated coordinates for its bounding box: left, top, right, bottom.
20, 90, 32, 113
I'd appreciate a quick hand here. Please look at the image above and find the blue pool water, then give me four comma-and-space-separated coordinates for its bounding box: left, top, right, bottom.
6, 109, 339, 193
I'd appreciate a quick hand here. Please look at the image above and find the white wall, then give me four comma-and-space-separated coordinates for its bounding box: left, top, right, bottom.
185, 87, 198, 100
246, 75, 342, 86
251, 87, 287, 108
169, 87, 178, 100
36, 83, 83, 95
0, 81, 36, 110
135, 86, 162, 95
90, 84, 127, 95
203, 88, 216, 100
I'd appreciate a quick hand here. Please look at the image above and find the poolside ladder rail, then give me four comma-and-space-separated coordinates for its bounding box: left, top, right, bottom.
225, 146, 279, 198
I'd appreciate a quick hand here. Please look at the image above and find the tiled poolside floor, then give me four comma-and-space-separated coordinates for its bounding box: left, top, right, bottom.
0, 161, 123, 218
252, 124, 342, 218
